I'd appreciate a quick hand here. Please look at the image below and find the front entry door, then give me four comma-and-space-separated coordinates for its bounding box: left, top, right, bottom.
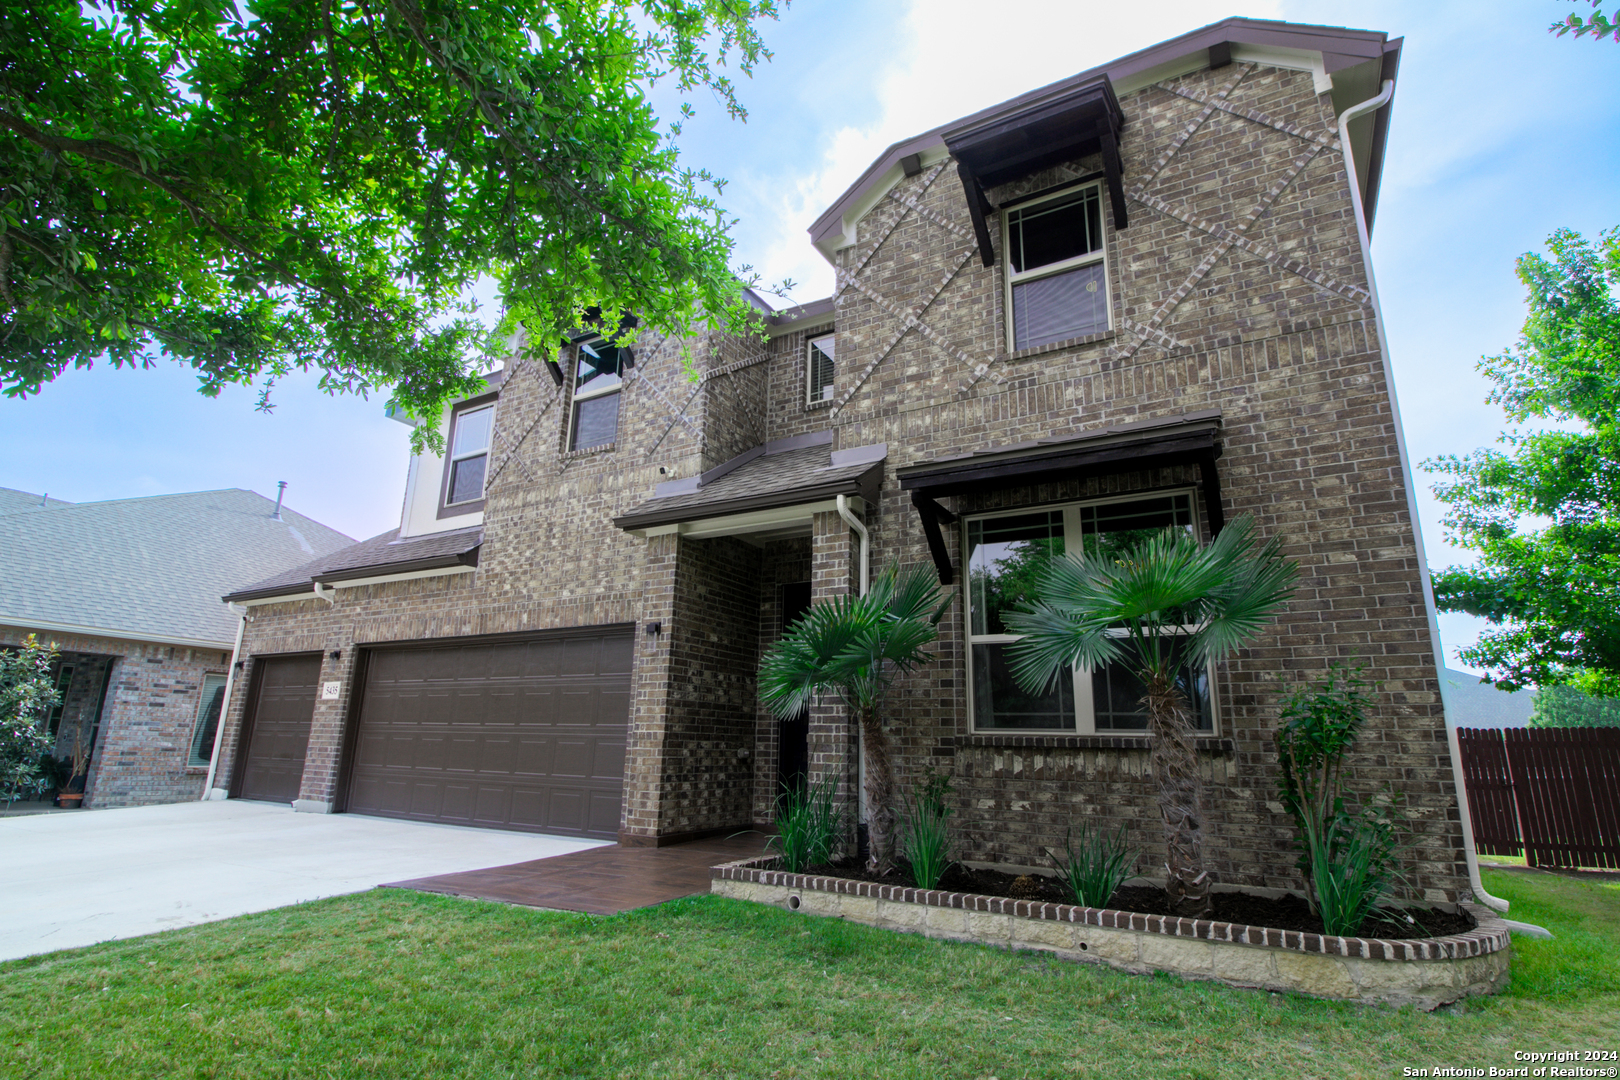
235, 654, 320, 803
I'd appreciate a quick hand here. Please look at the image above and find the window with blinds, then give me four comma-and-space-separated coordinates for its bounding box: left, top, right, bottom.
1004, 184, 1110, 351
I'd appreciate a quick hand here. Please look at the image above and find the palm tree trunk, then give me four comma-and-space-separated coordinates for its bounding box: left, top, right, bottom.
1145, 672, 1211, 918
858, 706, 898, 874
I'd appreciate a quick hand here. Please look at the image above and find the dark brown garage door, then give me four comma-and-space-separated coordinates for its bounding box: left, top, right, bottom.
235, 654, 320, 803
345, 630, 631, 838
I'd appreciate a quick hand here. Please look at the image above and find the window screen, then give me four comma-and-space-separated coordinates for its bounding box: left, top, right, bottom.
446, 403, 493, 506
188, 674, 228, 767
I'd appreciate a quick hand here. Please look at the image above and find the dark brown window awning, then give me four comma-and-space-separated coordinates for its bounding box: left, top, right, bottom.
944, 75, 1128, 268
896, 412, 1224, 584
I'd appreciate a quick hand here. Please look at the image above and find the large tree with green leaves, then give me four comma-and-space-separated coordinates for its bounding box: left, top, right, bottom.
1426, 228, 1620, 695
758, 564, 953, 875
1006, 516, 1297, 918
1, 0, 779, 447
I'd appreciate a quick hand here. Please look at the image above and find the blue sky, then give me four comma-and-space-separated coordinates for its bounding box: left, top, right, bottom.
3, 1, 1614, 673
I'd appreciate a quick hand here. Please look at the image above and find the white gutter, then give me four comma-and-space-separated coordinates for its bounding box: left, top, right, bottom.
0, 614, 234, 653
1338, 81, 1508, 914
312, 581, 337, 605
201, 603, 249, 801
835, 495, 870, 596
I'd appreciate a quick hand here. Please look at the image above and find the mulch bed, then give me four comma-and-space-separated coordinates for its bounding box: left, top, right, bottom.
802, 860, 1476, 940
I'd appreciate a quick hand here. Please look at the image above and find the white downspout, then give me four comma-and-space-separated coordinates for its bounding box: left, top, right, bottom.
202, 604, 249, 801
835, 494, 869, 596
312, 581, 337, 605
1339, 82, 1507, 913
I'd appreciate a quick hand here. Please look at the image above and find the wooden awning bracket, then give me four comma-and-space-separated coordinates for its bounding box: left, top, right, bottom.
958, 162, 996, 268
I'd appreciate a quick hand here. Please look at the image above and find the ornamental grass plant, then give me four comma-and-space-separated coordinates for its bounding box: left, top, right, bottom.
769, 776, 842, 873
1052, 820, 1137, 909
900, 770, 954, 889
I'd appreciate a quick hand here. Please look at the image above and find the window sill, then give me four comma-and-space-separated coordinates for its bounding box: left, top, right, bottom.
805, 397, 835, 411
1005, 328, 1117, 363
953, 734, 1233, 752
563, 442, 617, 461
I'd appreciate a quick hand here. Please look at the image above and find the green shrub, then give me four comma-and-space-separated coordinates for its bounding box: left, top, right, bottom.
769, 776, 842, 873
1052, 820, 1136, 908
1276, 663, 1406, 934
901, 769, 954, 890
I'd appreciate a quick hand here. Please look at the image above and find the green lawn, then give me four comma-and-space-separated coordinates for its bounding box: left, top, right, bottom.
2, 869, 1616, 1080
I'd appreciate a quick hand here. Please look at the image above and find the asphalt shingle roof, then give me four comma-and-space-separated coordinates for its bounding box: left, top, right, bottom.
614, 443, 883, 530
1441, 668, 1535, 729
225, 526, 482, 601
0, 487, 75, 514
0, 488, 354, 648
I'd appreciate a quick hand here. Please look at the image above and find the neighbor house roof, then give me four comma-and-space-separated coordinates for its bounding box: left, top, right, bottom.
223, 525, 483, 602
0, 488, 354, 649
809, 17, 1401, 262
0, 487, 76, 514
1441, 669, 1535, 729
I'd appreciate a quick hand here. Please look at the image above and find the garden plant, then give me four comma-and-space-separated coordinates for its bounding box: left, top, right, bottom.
1007, 514, 1297, 916
759, 563, 953, 873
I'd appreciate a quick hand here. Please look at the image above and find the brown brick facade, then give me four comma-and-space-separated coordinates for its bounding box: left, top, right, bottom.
216, 46, 1467, 902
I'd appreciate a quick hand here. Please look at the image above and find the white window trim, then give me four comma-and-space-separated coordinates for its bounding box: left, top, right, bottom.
444, 401, 495, 507
1001, 181, 1113, 353
805, 331, 836, 406
963, 488, 1219, 736
567, 339, 623, 451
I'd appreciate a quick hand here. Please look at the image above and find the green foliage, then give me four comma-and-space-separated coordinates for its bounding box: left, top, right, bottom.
1427, 227, 1620, 694
1551, 2, 1619, 41
0, 0, 782, 450
1004, 514, 1298, 699
1, 635, 61, 806
758, 563, 953, 722
768, 775, 841, 873
1051, 821, 1136, 909
1530, 683, 1620, 727
1275, 664, 1405, 933
900, 770, 952, 890
1306, 808, 1403, 938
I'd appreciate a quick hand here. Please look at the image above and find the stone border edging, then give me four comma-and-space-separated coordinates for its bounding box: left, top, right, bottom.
711, 856, 1509, 963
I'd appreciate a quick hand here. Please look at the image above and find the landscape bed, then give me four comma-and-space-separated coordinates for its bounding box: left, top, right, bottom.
711, 856, 1511, 1010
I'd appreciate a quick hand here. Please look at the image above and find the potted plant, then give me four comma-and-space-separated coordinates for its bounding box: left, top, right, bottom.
56, 730, 90, 807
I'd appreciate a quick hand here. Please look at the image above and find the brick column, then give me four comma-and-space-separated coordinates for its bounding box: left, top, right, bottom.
809, 509, 860, 853
620, 530, 678, 843
296, 638, 357, 811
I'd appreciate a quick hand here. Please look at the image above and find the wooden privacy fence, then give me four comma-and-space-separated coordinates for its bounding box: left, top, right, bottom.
1457, 727, 1620, 869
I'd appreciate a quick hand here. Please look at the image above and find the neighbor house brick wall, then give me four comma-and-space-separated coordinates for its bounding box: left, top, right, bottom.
1, 624, 228, 808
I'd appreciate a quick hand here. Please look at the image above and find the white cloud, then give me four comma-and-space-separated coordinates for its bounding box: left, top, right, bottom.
749, 0, 1281, 302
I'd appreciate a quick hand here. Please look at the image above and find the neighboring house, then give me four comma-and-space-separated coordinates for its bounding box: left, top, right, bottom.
1441, 668, 1534, 729
216, 20, 1473, 902
0, 488, 353, 807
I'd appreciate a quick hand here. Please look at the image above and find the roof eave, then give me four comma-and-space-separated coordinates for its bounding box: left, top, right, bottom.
613, 462, 881, 533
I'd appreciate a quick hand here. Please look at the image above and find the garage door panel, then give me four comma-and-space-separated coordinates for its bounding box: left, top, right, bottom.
346, 631, 630, 838
237, 655, 319, 804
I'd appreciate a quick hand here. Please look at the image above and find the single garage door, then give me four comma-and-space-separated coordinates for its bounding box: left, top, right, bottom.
235, 654, 320, 803
345, 630, 631, 838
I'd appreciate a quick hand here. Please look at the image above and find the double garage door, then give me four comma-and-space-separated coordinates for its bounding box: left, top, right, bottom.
235, 630, 631, 840
346, 630, 632, 839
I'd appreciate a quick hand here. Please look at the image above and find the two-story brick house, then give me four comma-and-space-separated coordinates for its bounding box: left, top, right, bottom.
216, 18, 1480, 904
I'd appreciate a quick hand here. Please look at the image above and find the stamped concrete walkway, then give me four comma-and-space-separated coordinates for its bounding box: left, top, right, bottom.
384, 831, 771, 915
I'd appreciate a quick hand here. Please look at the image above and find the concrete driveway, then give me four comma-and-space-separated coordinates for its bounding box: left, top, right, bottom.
0, 800, 609, 962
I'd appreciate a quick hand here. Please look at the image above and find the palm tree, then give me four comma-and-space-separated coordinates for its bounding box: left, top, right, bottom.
759, 563, 953, 874
1005, 515, 1297, 917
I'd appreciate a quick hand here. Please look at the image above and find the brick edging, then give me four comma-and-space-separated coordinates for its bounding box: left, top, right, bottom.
711, 857, 1509, 963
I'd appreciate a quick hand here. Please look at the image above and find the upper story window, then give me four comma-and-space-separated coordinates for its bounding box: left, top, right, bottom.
965, 490, 1214, 734
806, 332, 836, 405
1004, 183, 1110, 351
443, 400, 494, 508
570, 339, 630, 451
